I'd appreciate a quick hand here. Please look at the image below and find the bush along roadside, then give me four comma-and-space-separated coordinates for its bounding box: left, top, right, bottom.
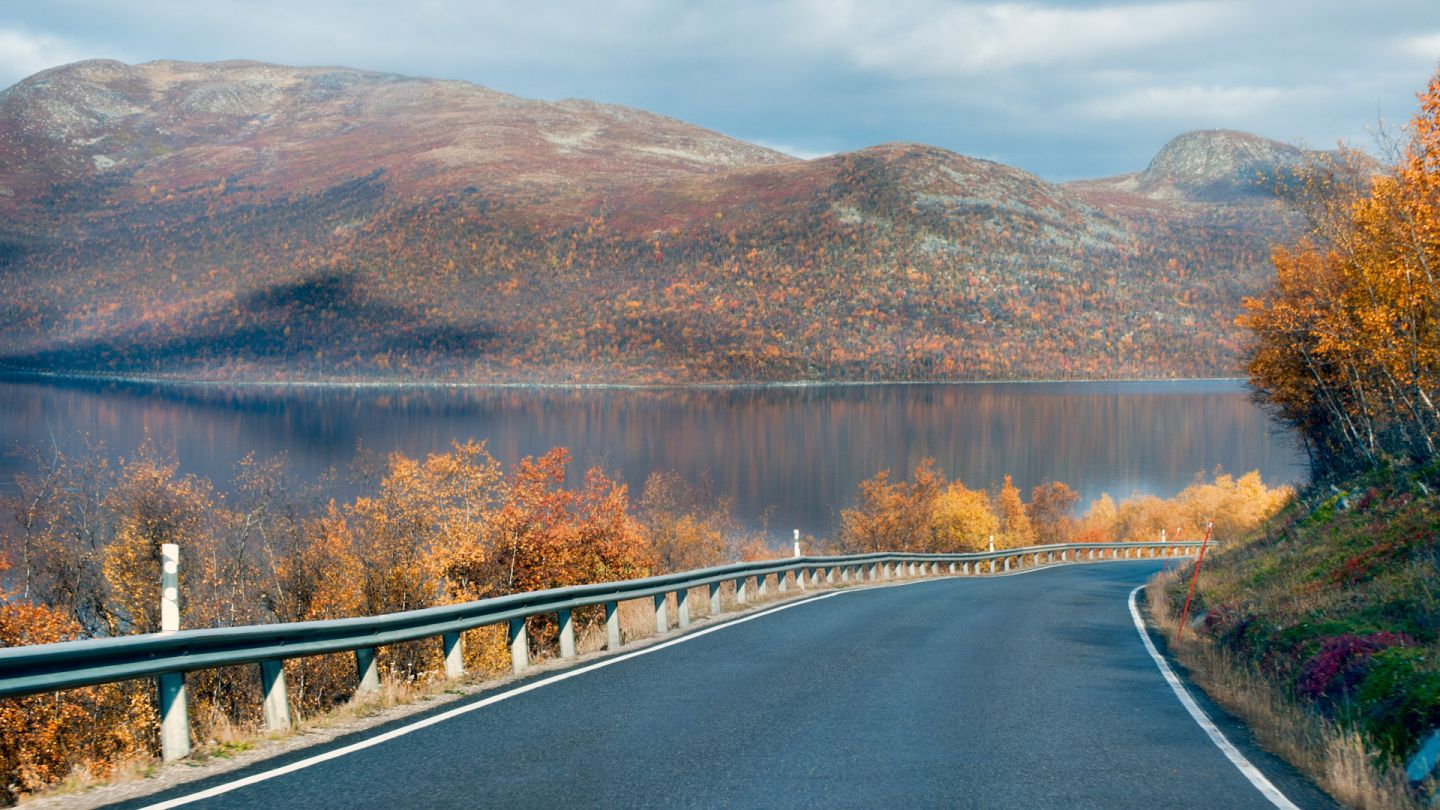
1151, 463, 1440, 808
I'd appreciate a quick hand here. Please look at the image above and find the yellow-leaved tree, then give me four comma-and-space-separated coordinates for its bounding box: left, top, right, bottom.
929, 482, 998, 552
1242, 64, 1440, 476
993, 475, 1034, 549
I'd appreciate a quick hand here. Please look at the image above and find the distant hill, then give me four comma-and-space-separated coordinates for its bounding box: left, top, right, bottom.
1066, 129, 1316, 204
0, 60, 1343, 383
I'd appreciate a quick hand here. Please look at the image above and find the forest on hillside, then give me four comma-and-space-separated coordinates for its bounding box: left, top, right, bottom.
0, 149, 1289, 383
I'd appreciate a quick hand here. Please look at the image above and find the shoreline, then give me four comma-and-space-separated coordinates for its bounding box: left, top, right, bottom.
0, 366, 1249, 392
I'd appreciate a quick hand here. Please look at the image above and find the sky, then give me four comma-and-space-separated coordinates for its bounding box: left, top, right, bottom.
1, 1, 1437, 180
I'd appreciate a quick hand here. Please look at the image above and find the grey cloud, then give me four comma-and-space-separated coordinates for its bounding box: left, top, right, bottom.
1, 0, 1438, 179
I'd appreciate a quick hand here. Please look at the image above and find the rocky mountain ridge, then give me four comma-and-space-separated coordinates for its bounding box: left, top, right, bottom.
1066, 129, 1315, 205
0, 59, 790, 217
0, 60, 1338, 383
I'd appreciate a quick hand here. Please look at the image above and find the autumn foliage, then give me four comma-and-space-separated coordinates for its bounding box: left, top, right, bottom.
838, 460, 1290, 555
1242, 65, 1440, 478
1, 439, 1290, 801
0, 439, 667, 801
0, 137, 1290, 386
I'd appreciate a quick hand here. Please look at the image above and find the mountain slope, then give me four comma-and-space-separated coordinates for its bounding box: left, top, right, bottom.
1066, 129, 1314, 205
0, 60, 1331, 383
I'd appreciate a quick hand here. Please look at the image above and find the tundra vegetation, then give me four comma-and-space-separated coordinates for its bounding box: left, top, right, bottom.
1153, 65, 1440, 808
0, 434, 1288, 803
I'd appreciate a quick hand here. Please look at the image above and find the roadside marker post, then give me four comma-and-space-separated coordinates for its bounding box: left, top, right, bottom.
1176, 521, 1214, 640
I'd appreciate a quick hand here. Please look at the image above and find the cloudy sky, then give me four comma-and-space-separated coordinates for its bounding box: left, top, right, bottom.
2, 1, 1437, 179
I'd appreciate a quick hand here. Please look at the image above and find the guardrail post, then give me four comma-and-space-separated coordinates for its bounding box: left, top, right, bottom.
157, 543, 190, 761
778, 571, 789, 593
443, 631, 465, 678
677, 589, 691, 628
260, 659, 291, 732
709, 581, 722, 614
826, 567, 836, 584
841, 566, 851, 582
1004, 557, 1012, 572
988, 559, 996, 574
757, 574, 769, 597
158, 672, 189, 760
559, 608, 577, 658
509, 618, 529, 673
354, 647, 380, 693
605, 601, 621, 649
735, 576, 748, 603
654, 593, 669, 633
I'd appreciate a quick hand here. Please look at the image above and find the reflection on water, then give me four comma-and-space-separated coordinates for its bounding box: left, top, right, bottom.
0, 378, 1306, 538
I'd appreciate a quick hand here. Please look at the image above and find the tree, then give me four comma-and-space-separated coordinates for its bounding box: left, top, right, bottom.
993, 475, 1034, 548
930, 483, 998, 551
101, 445, 214, 635
1243, 65, 1440, 477
838, 459, 946, 553
1073, 493, 1118, 543
1026, 481, 1079, 545
637, 471, 737, 572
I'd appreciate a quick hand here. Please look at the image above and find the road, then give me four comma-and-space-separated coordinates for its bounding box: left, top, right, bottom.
113, 561, 1335, 809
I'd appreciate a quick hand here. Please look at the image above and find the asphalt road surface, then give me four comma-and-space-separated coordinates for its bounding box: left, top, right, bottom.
112, 561, 1337, 809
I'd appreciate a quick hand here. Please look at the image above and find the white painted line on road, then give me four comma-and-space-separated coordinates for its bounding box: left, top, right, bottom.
1127, 586, 1300, 810
139, 563, 1156, 809
138, 591, 847, 810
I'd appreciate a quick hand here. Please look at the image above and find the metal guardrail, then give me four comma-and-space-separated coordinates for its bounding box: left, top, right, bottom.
0, 539, 1200, 760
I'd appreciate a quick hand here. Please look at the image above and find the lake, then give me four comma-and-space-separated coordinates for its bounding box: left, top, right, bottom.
0, 377, 1306, 539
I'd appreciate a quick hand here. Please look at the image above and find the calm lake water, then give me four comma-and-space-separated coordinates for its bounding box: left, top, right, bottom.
0, 378, 1306, 538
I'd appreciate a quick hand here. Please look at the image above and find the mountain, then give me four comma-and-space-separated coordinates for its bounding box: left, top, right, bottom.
1066, 129, 1314, 205
0, 60, 1336, 383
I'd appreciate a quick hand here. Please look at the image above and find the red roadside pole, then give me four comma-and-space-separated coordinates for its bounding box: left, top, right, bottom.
1176, 520, 1214, 640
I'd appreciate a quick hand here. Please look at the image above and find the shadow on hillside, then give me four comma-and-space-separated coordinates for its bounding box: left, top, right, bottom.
0, 271, 500, 375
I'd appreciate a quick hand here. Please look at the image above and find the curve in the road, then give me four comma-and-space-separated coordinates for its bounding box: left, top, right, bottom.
112, 562, 1334, 810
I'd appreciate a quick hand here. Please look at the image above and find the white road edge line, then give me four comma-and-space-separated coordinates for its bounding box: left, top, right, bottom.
1127, 585, 1301, 810
138, 590, 847, 809
137, 563, 1144, 809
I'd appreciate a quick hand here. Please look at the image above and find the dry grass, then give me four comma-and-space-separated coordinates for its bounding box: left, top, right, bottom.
1144, 571, 1426, 810
16, 757, 158, 805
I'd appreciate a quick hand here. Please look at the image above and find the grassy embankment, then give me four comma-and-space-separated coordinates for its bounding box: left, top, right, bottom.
1146, 464, 1440, 808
